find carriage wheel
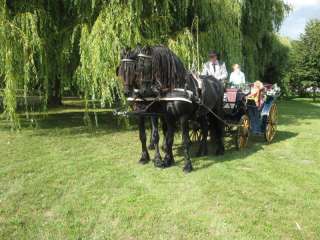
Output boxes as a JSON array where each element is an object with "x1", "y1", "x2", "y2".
[
  {"x1": 190, "y1": 128, "x2": 202, "y2": 142},
  {"x1": 189, "y1": 122, "x2": 202, "y2": 143},
  {"x1": 235, "y1": 115, "x2": 250, "y2": 150},
  {"x1": 265, "y1": 104, "x2": 278, "y2": 143}
]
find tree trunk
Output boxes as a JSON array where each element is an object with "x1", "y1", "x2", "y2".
[{"x1": 48, "y1": 77, "x2": 62, "y2": 106}]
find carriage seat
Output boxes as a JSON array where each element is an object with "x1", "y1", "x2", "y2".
[
  {"x1": 223, "y1": 88, "x2": 242, "y2": 113},
  {"x1": 224, "y1": 88, "x2": 238, "y2": 103}
]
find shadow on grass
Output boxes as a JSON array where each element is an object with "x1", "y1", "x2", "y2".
[
  {"x1": 171, "y1": 130, "x2": 298, "y2": 171},
  {"x1": 166, "y1": 98, "x2": 319, "y2": 171}
]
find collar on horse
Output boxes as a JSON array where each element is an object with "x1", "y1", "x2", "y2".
[{"x1": 127, "y1": 88, "x2": 194, "y2": 104}]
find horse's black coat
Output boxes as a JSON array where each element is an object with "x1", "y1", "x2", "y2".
[{"x1": 118, "y1": 45, "x2": 225, "y2": 172}]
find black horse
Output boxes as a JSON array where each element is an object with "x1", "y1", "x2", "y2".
[
  {"x1": 118, "y1": 45, "x2": 224, "y2": 172},
  {"x1": 117, "y1": 47, "x2": 166, "y2": 168}
]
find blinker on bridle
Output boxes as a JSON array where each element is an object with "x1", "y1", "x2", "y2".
[
  {"x1": 120, "y1": 58, "x2": 136, "y2": 89},
  {"x1": 121, "y1": 58, "x2": 136, "y2": 63},
  {"x1": 137, "y1": 52, "x2": 153, "y2": 85}
]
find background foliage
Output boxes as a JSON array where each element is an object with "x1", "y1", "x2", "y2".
[
  {"x1": 0, "y1": 0, "x2": 289, "y2": 128},
  {"x1": 286, "y1": 20, "x2": 320, "y2": 100}
]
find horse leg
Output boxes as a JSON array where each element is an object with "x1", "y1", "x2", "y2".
[
  {"x1": 197, "y1": 115, "x2": 208, "y2": 157},
  {"x1": 181, "y1": 117, "x2": 193, "y2": 173},
  {"x1": 212, "y1": 112, "x2": 225, "y2": 156},
  {"x1": 148, "y1": 116, "x2": 157, "y2": 150},
  {"x1": 209, "y1": 116, "x2": 216, "y2": 143},
  {"x1": 161, "y1": 116, "x2": 167, "y2": 152},
  {"x1": 162, "y1": 116, "x2": 175, "y2": 168},
  {"x1": 150, "y1": 116, "x2": 163, "y2": 166},
  {"x1": 138, "y1": 116, "x2": 150, "y2": 164}
]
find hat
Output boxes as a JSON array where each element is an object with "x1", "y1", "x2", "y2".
[{"x1": 208, "y1": 50, "x2": 219, "y2": 57}]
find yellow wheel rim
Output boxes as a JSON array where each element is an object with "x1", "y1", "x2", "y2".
[
  {"x1": 265, "y1": 104, "x2": 278, "y2": 143},
  {"x1": 237, "y1": 115, "x2": 250, "y2": 149}
]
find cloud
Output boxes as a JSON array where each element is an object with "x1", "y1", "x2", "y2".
[
  {"x1": 284, "y1": 0, "x2": 320, "y2": 10},
  {"x1": 280, "y1": 0, "x2": 320, "y2": 39}
]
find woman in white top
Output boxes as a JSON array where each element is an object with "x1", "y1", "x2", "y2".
[{"x1": 229, "y1": 64, "x2": 245, "y2": 87}]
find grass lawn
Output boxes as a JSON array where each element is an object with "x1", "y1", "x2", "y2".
[{"x1": 0, "y1": 99, "x2": 319, "y2": 239}]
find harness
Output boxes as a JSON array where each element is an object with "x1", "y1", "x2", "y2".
[
  {"x1": 127, "y1": 88, "x2": 194, "y2": 104},
  {"x1": 114, "y1": 89, "x2": 193, "y2": 117}
]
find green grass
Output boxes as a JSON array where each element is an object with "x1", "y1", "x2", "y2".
[{"x1": 0, "y1": 99, "x2": 320, "y2": 239}]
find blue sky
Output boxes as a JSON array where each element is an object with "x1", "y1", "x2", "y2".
[{"x1": 280, "y1": 0, "x2": 320, "y2": 39}]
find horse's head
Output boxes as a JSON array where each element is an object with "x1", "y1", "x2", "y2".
[
  {"x1": 117, "y1": 48, "x2": 139, "y2": 97},
  {"x1": 136, "y1": 46, "x2": 159, "y2": 97},
  {"x1": 118, "y1": 45, "x2": 187, "y2": 98}
]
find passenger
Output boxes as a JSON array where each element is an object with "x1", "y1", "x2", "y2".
[
  {"x1": 248, "y1": 80, "x2": 264, "y2": 108},
  {"x1": 201, "y1": 50, "x2": 228, "y2": 83},
  {"x1": 229, "y1": 64, "x2": 245, "y2": 88}
]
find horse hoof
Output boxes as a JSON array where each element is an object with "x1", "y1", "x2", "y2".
[
  {"x1": 153, "y1": 155, "x2": 162, "y2": 164},
  {"x1": 183, "y1": 163, "x2": 193, "y2": 173},
  {"x1": 139, "y1": 158, "x2": 150, "y2": 165},
  {"x1": 163, "y1": 156, "x2": 174, "y2": 167},
  {"x1": 139, "y1": 152, "x2": 150, "y2": 164},
  {"x1": 154, "y1": 160, "x2": 166, "y2": 169}
]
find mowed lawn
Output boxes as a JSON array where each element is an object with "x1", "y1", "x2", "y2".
[{"x1": 0, "y1": 99, "x2": 319, "y2": 240}]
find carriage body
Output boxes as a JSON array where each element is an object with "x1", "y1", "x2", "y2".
[
  {"x1": 248, "y1": 95, "x2": 276, "y2": 133},
  {"x1": 223, "y1": 83, "x2": 279, "y2": 149}
]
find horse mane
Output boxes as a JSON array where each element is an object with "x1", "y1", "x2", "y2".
[{"x1": 141, "y1": 45, "x2": 187, "y2": 90}]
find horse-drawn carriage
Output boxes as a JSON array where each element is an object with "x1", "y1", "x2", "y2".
[
  {"x1": 116, "y1": 45, "x2": 280, "y2": 172},
  {"x1": 191, "y1": 83, "x2": 280, "y2": 149}
]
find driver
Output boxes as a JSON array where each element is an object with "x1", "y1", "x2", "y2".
[{"x1": 201, "y1": 50, "x2": 228, "y2": 83}]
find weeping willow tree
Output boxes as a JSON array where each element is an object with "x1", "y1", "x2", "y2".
[
  {"x1": 0, "y1": 0, "x2": 289, "y2": 128},
  {"x1": 0, "y1": 0, "x2": 46, "y2": 128},
  {"x1": 241, "y1": 0, "x2": 290, "y2": 80}
]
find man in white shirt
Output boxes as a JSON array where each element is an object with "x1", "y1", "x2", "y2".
[
  {"x1": 201, "y1": 51, "x2": 228, "y2": 82},
  {"x1": 229, "y1": 64, "x2": 245, "y2": 87}
]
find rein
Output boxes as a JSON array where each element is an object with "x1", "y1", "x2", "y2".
[
  {"x1": 200, "y1": 103, "x2": 241, "y2": 128},
  {"x1": 113, "y1": 97, "x2": 160, "y2": 117},
  {"x1": 136, "y1": 97, "x2": 160, "y2": 113}
]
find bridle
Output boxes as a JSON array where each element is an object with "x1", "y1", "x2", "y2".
[
  {"x1": 137, "y1": 53, "x2": 153, "y2": 87},
  {"x1": 121, "y1": 58, "x2": 137, "y2": 91}
]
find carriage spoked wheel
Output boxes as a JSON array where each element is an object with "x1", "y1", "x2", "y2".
[
  {"x1": 265, "y1": 104, "x2": 278, "y2": 143},
  {"x1": 189, "y1": 121, "x2": 202, "y2": 143},
  {"x1": 235, "y1": 115, "x2": 250, "y2": 150}
]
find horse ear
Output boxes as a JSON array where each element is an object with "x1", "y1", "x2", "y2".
[
  {"x1": 120, "y1": 49, "x2": 126, "y2": 59},
  {"x1": 121, "y1": 46, "x2": 131, "y2": 59},
  {"x1": 144, "y1": 45, "x2": 152, "y2": 56}
]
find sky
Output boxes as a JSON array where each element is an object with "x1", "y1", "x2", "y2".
[{"x1": 279, "y1": 0, "x2": 320, "y2": 39}]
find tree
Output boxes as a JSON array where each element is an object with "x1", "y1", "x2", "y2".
[
  {"x1": 0, "y1": 0, "x2": 289, "y2": 128},
  {"x1": 263, "y1": 35, "x2": 291, "y2": 95},
  {"x1": 288, "y1": 20, "x2": 320, "y2": 101}
]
